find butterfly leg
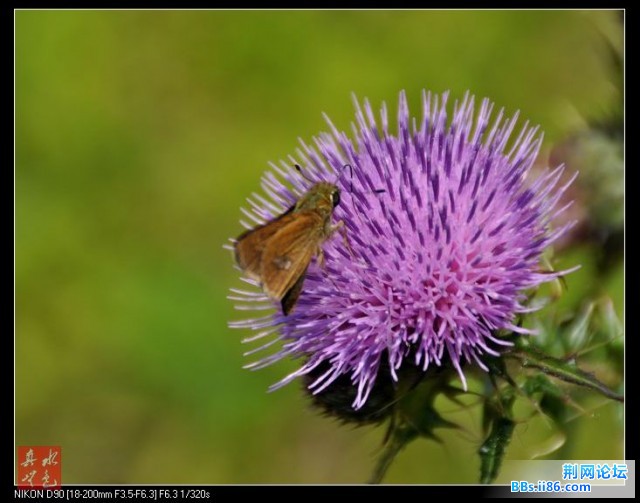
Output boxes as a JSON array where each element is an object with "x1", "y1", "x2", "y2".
[{"x1": 329, "y1": 220, "x2": 354, "y2": 257}]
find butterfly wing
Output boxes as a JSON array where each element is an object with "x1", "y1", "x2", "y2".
[
  {"x1": 234, "y1": 206, "x2": 296, "y2": 280},
  {"x1": 259, "y1": 211, "x2": 325, "y2": 302},
  {"x1": 280, "y1": 266, "x2": 309, "y2": 315}
]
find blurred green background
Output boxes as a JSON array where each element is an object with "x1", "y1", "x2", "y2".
[{"x1": 16, "y1": 10, "x2": 623, "y2": 483}]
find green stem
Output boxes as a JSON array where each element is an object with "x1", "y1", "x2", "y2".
[{"x1": 368, "y1": 429, "x2": 415, "y2": 484}]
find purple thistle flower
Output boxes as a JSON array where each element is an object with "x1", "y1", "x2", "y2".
[{"x1": 229, "y1": 90, "x2": 577, "y2": 410}]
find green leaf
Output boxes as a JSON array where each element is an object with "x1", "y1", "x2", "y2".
[{"x1": 564, "y1": 302, "x2": 595, "y2": 353}]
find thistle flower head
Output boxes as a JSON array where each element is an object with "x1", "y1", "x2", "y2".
[{"x1": 229, "y1": 90, "x2": 576, "y2": 410}]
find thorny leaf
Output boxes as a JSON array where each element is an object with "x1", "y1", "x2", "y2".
[{"x1": 506, "y1": 346, "x2": 623, "y2": 403}]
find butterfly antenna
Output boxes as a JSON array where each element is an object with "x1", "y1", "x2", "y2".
[
  {"x1": 341, "y1": 163, "x2": 354, "y2": 193},
  {"x1": 294, "y1": 164, "x2": 316, "y2": 184}
]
